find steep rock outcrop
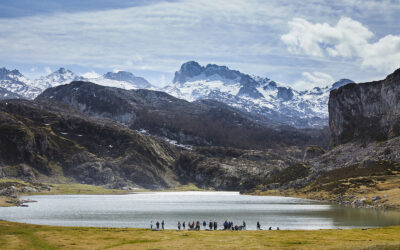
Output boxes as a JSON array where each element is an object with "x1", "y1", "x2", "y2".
[{"x1": 329, "y1": 68, "x2": 400, "y2": 146}]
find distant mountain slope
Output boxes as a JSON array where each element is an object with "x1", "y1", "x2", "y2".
[
  {"x1": 36, "y1": 81, "x2": 329, "y2": 150},
  {"x1": 164, "y1": 61, "x2": 354, "y2": 128}
]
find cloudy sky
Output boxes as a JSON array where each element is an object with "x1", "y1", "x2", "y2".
[{"x1": 0, "y1": 0, "x2": 399, "y2": 89}]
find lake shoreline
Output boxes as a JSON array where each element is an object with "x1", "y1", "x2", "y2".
[{"x1": 2, "y1": 178, "x2": 400, "y2": 213}]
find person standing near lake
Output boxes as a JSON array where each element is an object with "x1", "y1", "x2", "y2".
[
  {"x1": 178, "y1": 221, "x2": 181, "y2": 230},
  {"x1": 156, "y1": 221, "x2": 160, "y2": 230},
  {"x1": 161, "y1": 220, "x2": 164, "y2": 230},
  {"x1": 203, "y1": 220, "x2": 206, "y2": 229},
  {"x1": 183, "y1": 221, "x2": 186, "y2": 230},
  {"x1": 243, "y1": 221, "x2": 246, "y2": 230},
  {"x1": 257, "y1": 221, "x2": 261, "y2": 230},
  {"x1": 209, "y1": 221, "x2": 213, "y2": 230},
  {"x1": 213, "y1": 221, "x2": 217, "y2": 230},
  {"x1": 150, "y1": 221, "x2": 153, "y2": 230}
]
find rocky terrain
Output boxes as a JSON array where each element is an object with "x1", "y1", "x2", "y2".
[
  {"x1": 0, "y1": 99, "x2": 181, "y2": 190},
  {"x1": 36, "y1": 81, "x2": 329, "y2": 150},
  {"x1": 0, "y1": 97, "x2": 306, "y2": 200},
  {"x1": 251, "y1": 68, "x2": 400, "y2": 209}
]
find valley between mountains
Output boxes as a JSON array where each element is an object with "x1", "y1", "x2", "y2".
[{"x1": 0, "y1": 62, "x2": 399, "y2": 210}]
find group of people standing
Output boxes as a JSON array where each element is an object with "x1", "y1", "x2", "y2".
[
  {"x1": 177, "y1": 220, "x2": 218, "y2": 231},
  {"x1": 223, "y1": 220, "x2": 246, "y2": 230},
  {"x1": 151, "y1": 220, "x2": 279, "y2": 231},
  {"x1": 150, "y1": 220, "x2": 165, "y2": 230}
]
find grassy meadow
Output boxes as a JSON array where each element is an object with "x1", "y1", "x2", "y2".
[{"x1": 0, "y1": 220, "x2": 399, "y2": 249}]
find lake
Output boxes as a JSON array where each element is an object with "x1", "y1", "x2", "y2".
[{"x1": 1, "y1": 191, "x2": 400, "y2": 230}]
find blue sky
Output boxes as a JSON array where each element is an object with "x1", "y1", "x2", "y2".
[{"x1": 0, "y1": 0, "x2": 399, "y2": 89}]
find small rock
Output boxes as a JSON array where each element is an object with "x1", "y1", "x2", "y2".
[
  {"x1": 20, "y1": 199, "x2": 37, "y2": 203},
  {"x1": 21, "y1": 186, "x2": 38, "y2": 193},
  {"x1": 384, "y1": 194, "x2": 388, "y2": 198},
  {"x1": 371, "y1": 196, "x2": 381, "y2": 201}
]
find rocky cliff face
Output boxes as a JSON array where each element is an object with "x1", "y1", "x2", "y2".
[{"x1": 329, "y1": 68, "x2": 400, "y2": 146}]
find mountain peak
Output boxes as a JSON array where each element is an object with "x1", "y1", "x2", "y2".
[
  {"x1": 331, "y1": 79, "x2": 354, "y2": 90},
  {"x1": 0, "y1": 67, "x2": 23, "y2": 77},
  {"x1": 104, "y1": 71, "x2": 136, "y2": 80},
  {"x1": 173, "y1": 61, "x2": 250, "y2": 84},
  {"x1": 55, "y1": 67, "x2": 69, "y2": 74},
  {"x1": 103, "y1": 71, "x2": 152, "y2": 88},
  {"x1": 173, "y1": 61, "x2": 204, "y2": 83}
]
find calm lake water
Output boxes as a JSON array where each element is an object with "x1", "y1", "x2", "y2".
[{"x1": 1, "y1": 192, "x2": 400, "y2": 230}]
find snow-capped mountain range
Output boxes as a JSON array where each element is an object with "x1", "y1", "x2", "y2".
[
  {"x1": 0, "y1": 67, "x2": 153, "y2": 100},
  {"x1": 164, "y1": 61, "x2": 353, "y2": 128},
  {"x1": 0, "y1": 62, "x2": 354, "y2": 128}
]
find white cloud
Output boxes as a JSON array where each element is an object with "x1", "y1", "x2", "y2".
[
  {"x1": 292, "y1": 71, "x2": 334, "y2": 90},
  {"x1": 0, "y1": 0, "x2": 399, "y2": 85},
  {"x1": 81, "y1": 71, "x2": 101, "y2": 79},
  {"x1": 362, "y1": 35, "x2": 400, "y2": 73},
  {"x1": 281, "y1": 17, "x2": 400, "y2": 73}
]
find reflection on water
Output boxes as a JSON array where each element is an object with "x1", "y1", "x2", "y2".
[{"x1": 0, "y1": 191, "x2": 399, "y2": 230}]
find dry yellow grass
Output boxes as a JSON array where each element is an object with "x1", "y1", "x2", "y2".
[
  {"x1": 0, "y1": 220, "x2": 399, "y2": 249},
  {"x1": 252, "y1": 174, "x2": 400, "y2": 209}
]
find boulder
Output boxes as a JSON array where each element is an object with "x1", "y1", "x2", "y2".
[
  {"x1": 303, "y1": 145, "x2": 325, "y2": 161},
  {"x1": 21, "y1": 186, "x2": 38, "y2": 193},
  {"x1": 371, "y1": 196, "x2": 381, "y2": 201},
  {"x1": 0, "y1": 186, "x2": 18, "y2": 198}
]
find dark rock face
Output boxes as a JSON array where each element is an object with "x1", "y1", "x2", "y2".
[
  {"x1": 329, "y1": 68, "x2": 400, "y2": 146},
  {"x1": 104, "y1": 71, "x2": 152, "y2": 88},
  {"x1": 277, "y1": 87, "x2": 294, "y2": 101},
  {"x1": 173, "y1": 61, "x2": 204, "y2": 83}
]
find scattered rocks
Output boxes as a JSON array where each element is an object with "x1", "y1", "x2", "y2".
[{"x1": 351, "y1": 197, "x2": 367, "y2": 207}]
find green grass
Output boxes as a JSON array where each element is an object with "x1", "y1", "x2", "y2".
[{"x1": 0, "y1": 220, "x2": 399, "y2": 249}]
